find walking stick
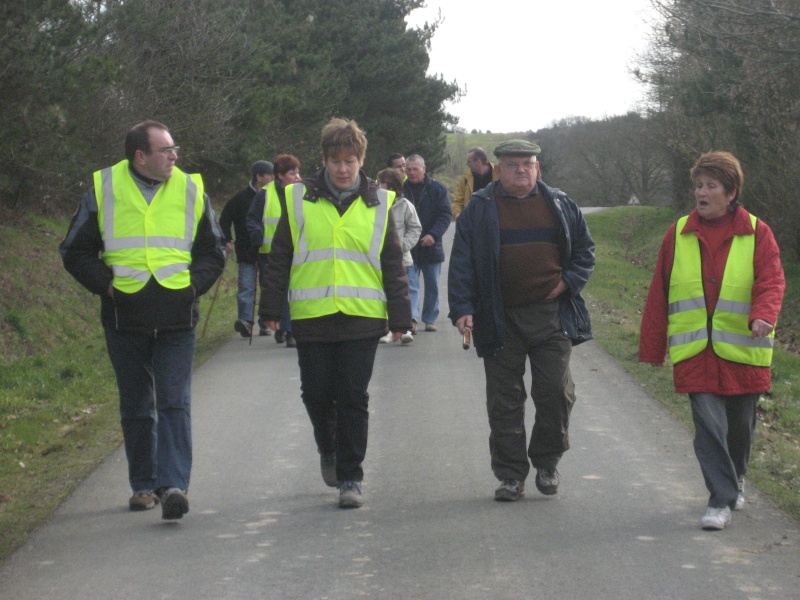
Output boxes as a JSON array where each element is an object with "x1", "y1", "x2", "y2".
[{"x1": 249, "y1": 258, "x2": 259, "y2": 346}]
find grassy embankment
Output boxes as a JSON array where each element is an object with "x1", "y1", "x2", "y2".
[
  {"x1": 584, "y1": 206, "x2": 800, "y2": 521},
  {"x1": 0, "y1": 203, "x2": 798, "y2": 565},
  {"x1": 0, "y1": 210, "x2": 240, "y2": 563}
]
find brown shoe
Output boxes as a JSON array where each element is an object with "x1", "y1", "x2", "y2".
[
  {"x1": 424, "y1": 323, "x2": 437, "y2": 332},
  {"x1": 129, "y1": 490, "x2": 159, "y2": 511}
]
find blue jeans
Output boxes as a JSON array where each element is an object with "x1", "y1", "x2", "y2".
[
  {"x1": 414, "y1": 262, "x2": 442, "y2": 325},
  {"x1": 237, "y1": 261, "x2": 257, "y2": 322},
  {"x1": 406, "y1": 265, "x2": 419, "y2": 323},
  {"x1": 105, "y1": 327, "x2": 195, "y2": 492}
]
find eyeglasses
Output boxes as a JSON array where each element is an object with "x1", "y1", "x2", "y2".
[
  {"x1": 501, "y1": 160, "x2": 537, "y2": 171},
  {"x1": 151, "y1": 146, "x2": 180, "y2": 156}
]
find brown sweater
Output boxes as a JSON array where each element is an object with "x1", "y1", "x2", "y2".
[{"x1": 496, "y1": 188, "x2": 562, "y2": 307}]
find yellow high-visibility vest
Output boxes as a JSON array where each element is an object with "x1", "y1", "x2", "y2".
[
  {"x1": 667, "y1": 213, "x2": 774, "y2": 366},
  {"x1": 94, "y1": 160, "x2": 204, "y2": 293},
  {"x1": 285, "y1": 183, "x2": 395, "y2": 320},
  {"x1": 259, "y1": 181, "x2": 282, "y2": 254}
]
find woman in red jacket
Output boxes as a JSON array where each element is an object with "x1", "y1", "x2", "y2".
[{"x1": 639, "y1": 151, "x2": 784, "y2": 531}]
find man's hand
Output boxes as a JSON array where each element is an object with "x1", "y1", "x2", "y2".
[
  {"x1": 455, "y1": 314, "x2": 473, "y2": 335},
  {"x1": 266, "y1": 320, "x2": 280, "y2": 331},
  {"x1": 545, "y1": 279, "x2": 568, "y2": 301},
  {"x1": 420, "y1": 234, "x2": 435, "y2": 247},
  {"x1": 751, "y1": 319, "x2": 774, "y2": 338},
  {"x1": 225, "y1": 241, "x2": 235, "y2": 256}
]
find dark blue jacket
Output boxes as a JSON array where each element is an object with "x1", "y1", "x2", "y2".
[
  {"x1": 447, "y1": 181, "x2": 595, "y2": 357},
  {"x1": 404, "y1": 174, "x2": 451, "y2": 264}
]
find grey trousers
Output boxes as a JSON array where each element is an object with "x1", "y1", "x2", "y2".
[
  {"x1": 689, "y1": 392, "x2": 758, "y2": 509},
  {"x1": 483, "y1": 301, "x2": 575, "y2": 482}
]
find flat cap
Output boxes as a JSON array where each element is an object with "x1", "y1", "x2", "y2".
[
  {"x1": 251, "y1": 160, "x2": 274, "y2": 176},
  {"x1": 493, "y1": 139, "x2": 541, "y2": 157}
]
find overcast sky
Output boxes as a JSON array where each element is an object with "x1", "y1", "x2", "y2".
[{"x1": 406, "y1": 0, "x2": 659, "y2": 133}]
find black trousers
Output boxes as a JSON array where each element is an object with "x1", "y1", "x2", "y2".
[{"x1": 296, "y1": 336, "x2": 379, "y2": 482}]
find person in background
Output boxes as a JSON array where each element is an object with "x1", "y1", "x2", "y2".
[
  {"x1": 261, "y1": 118, "x2": 411, "y2": 508},
  {"x1": 448, "y1": 139, "x2": 595, "y2": 502},
  {"x1": 220, "y1": 160, "x2": 274, "y2": 337},
  {"x1": 60, "y1": 120, "x2": 225, "y2": 520},
  {"x1": 377, "y1": 166, "x2": 421, "y2": 345},
  {"x1": 639, "y1": 151, "x2": 784, "y2": 531},
  {"x1": 386, "y1": 153, "x2": 407, "y2": 176},
  {"x1": 248, "y1": 154, "x2": 302, "y2": 347},
  {"x1": 403, "y1": 154, "x2": 451, "y2": 333},
  {"x1": 452, "y1": 147, "x2": 498, "y2": 218}
]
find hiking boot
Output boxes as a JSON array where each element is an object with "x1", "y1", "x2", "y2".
[
  {"x1": 495, "y1": 479, "x2": 525, "y2": 501},
  {"x1": 535, "y1": 468, "x2": 560, "y2": 495},
  {"x1": 734, "y1": 478, "x2": 745, "y2": 511},
  {"x1": 424, "y1": 323, "x2": 437, "y2": 332},
  {"x1": 700, "y1": 506, "x2": 731, "y2": 530},
  {"x1": 129, "y1": 490, "x2": 159, "y2": 511},
  {"x1": 401, "y1": 331, "x2": 414, "y2": 344},
  {"x1": 159, "y1": 487, "x2": 190, "y2": 520},
  {"x1": 234, "y1": 320, "x2": 251, "y2": 338},
  {"x1": 320, "y1": 452, "x2": 337, "y2": 487},
  {"x1": 379, "y1": 332, "x2": 393, "y2": 344},
  {"x1": 285, "y1": 332, "x2": 297, "y2": 348},
  {"x1": 338, "y1": 481, "x2": 363, "y2": 508},
  {"x1": 274, "y1": 329, "x2": 285, "y2": 343}
]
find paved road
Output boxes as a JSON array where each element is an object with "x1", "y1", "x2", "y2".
[{"x1": 2, "y1": 226, "x2": 799, "y2": 599}]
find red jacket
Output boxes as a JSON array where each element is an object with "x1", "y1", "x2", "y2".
[{"x1": 639, "y1": 206, "x2": 785, "y2": 394}]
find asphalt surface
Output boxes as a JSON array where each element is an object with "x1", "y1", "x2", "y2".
[{"x1": 2, "y1": 223, "x2": 799, "y2": 599}]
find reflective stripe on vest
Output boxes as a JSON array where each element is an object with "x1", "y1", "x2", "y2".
[
  {"x1": 285, "y1": 183, "x2": 394, "y2": 320},
  {"x1": 667, "y1": 213, "x2": 774, "y2": 366},
  {"x1": 94, "y1": 160, "x2": 204, "y2": 293},
  {"x1": 259, "y1": 181, "x2": 282, "y2": 254}
]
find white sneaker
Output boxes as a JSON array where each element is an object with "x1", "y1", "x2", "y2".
[
  {"x1": 700, "y1": 506, "x2": 731, "y2": 530},
  {"x1": 400, "y1": 331, "x2": 414, "y2": 344},
  {"x1": 734, "y1": 478, "x2": 745, "y2": 511},
  {"x1": 379, "y1": 332, "x2": 392, "y2": 344}
]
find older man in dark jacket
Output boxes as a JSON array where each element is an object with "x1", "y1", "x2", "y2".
[
  {"x1": 448, "y1": 139, "x2": 595, "y2": 502},
  {"x1": 404, "y1": 154, "x2": 451, "y2": 332}
]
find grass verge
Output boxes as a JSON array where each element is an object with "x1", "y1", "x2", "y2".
[{"x1": 584, "y1": 206, "x2": 800, "y2": 521}]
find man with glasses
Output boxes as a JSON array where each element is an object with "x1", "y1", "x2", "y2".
[
  {"x1": 448, "y1": 139, "x2": 595, "y2": 502},
  {"x1": 60, "y1": 120, "x2": 225, "y2": 520}
]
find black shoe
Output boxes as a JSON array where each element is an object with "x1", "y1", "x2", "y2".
[
  {"x1": 159, "y1": 487, "x2": 189, "y2": 520},
  {"x1": 274, "y1": 329, "x2": 285, "y2": 343},
  {"x1": 535, "y1": 468, "x2": 559, "y2": 496},
  {"x1": 234, "y1": 320, "x2": 251, "y2": 338},
  {"x1": 285, "y1": 332, "x2": 296, "y2": 348}
]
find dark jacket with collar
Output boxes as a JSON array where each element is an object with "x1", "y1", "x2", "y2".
[
  {"x1": 403, "y1": 174, "x2": 451, "y2": 265},
  {"x1": 220, "y1": 182, "x2": 259, "y2": 264},
  {"x1": 447, "y1": 180, "x2": 595, "y2": 358},
  {"x1": 60, "y1": 167, "x2": 226, "y2": 333},
  {"x1": 260, "y1": 168, "x2": 411, "y2": 342}
]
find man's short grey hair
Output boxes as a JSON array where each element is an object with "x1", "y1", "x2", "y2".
[{"x1": 406, "y1": 154, "x2": 425, "y2": 166}]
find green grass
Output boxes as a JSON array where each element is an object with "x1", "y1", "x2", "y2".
[
  {"x1": 584, "y1": 206, "x2": 800, "y2": 519},
  {"x1": 0, "y1": 210, "x2": 239, "y2": 562}
]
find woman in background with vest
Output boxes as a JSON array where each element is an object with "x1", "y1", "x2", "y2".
[
  {"x1": 248, "y1": 153, "x2": 302, "y2": 346},
  {"x1": 261, "y1": 118, "x2": 411, "y2": 508},
  {"x1": 639, "y1": 151, "x2": 784, "y2": 531}
]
